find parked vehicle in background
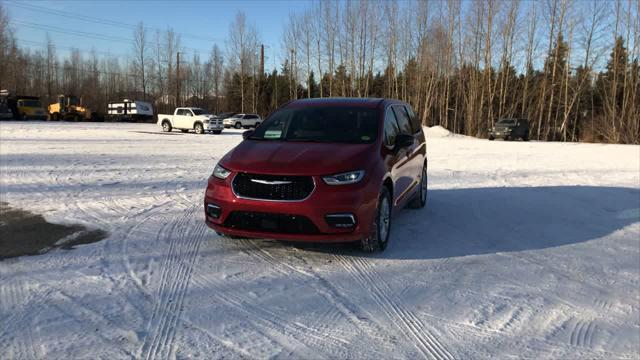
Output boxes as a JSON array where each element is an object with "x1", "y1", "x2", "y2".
[
  {"x1": 16, "y1": 97, "x2": 48, "y2": 120},
  {"x1": 107, "y1": 99, "x2": 154, "y2": 122},
  {"x1": 48, "y1": 95, "x2": 94, "y2": 121},
  {"x1": 0, "y1": 91, "x2": 47, "y2": 120},
  {"x1": 0, "y1": 90, "x2": 14, "y2": 120},
  {"x1": 204, "y1": 98, "x2": 428, "y2": 252},
  {"x1": 216, "y1": 112, "x2": 236, "y2": 121},
  {"x1": 223, "y1": 113, "x2": 262, "y2": 129},
  {"x1": 157, "y1": 107, "x2": 224, "y2": 134},
  {"x1": 489, "y1": 118, "x2": 530, "y2": 141}
]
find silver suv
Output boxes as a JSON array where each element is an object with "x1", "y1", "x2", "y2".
[{"x1": 223, "y1": 113, "x2": 262, "y2": 129}]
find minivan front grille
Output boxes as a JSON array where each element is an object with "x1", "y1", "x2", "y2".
[
  {"x1": 224, "y1": 211, "x2": 319, "y2": 234},
  {"x1": 232, "y1": 173, "x2": 314, "y2": 201}
]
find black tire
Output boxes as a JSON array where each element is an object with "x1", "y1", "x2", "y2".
[
  {"x1": 234, "y1": 122, "x2": 242, "y2": 129},
  {"x1": 162, "y1": 120, "x2": 172, "y2": 132},
  {"x1": 360, "y1": 187, "x2": 392, "y2": 252},
  {"x1": 21, "y1": 113, "x2": 28, "y2": 121},
  {"x1": 212, "y1": 130, "x2": 222, "y2": 134},
  {"x1": 488, "y1": 136, "x2": 494, "y2": 141},
  {"x1": 522, "y1": 131, "x2": 529, "y2": 141},
  {"x1": 181, "y1": 129, "x2": 189, "y2": 133},
  {"x1": 409, "y1": 165, "x2": 427, "y2": 209},
  {"x1": 195, "y1": 122, "x2": 204, "y2": 134}
]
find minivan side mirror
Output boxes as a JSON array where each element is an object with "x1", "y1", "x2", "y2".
[
  {"x1": 242, "y1": 130, "x2": 254, "y2": 140},
  {"x1": 394, "y1": 134, "x2": 414, "y2": 151}
]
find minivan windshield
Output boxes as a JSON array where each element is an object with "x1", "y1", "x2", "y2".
[{"x1": 249, "y1": 106, "x2": 379, "y2": 144}]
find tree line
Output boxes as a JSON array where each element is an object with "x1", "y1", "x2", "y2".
[{"x1": 0, "y1": 0, "x2": 638, "y2": 143}]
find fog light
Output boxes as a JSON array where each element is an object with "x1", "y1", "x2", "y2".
[
  {"x1": 325, "y1": 213, "x2": 356, "y2": 228},
  {"x1": 207, "y1": 204, "x2": 222, "y2": 219}
]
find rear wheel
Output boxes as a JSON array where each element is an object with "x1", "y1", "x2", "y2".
[
  {"x1": 361, "y1": 187, "x2": 392, "y2": 252},
  {"x1": 409, "y1": 166, "x2": 427, "y2": 209},
  {"x1": 195, "y1": 123, "x2": 204, "y2": 134},
  {"x1": 162, "y1": 121, "x2": 172, "y2": 132},
  {"x1": 234, "y1": 122, "x2": 242, "y2": 129}
]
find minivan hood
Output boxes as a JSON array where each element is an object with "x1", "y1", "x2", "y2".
[{"x1": 220, "y1": 140, "x2": 375, "y2": 176}]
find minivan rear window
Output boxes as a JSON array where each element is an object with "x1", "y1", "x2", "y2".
[{"x1": 249, "y1": 106, "x2": 379, "y2": 144}]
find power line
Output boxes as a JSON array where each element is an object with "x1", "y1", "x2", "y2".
[
  {"x1": 11, "y1": 20, "x2": 216, "y2": 57},
  {"x1": 18, "y1": 38, "x2": 129, "y2": 58},
  {"x1": 6, "y1": 0, "x2": 225, "y2": 43}
]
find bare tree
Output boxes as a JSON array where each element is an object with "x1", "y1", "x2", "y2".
[{"x1": 132, "y1": 22, "x2": 148, "y2": 100}]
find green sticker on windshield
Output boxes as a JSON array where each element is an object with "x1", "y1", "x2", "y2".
[
  {"x1": 264, "y1": 130, "x2": 282, "y2": 139},
  {"x1": 361, "y1": 135, "x2": 371, "y2": 141}
]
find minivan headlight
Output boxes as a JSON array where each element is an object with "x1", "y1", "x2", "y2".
[
  {"x1": 322, "y1": 170, "x2": 365, "y2": 185},
  {"x1": 212, "y1": 164, "x2": 231, "y2": 179}
]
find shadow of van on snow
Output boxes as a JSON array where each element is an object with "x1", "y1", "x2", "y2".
[{"x1": 273, "y1": 186, "x2": 640, "y2": 260}]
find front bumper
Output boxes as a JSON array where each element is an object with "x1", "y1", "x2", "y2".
[
  {"x1": 205, "y1": 123, "x2": 224, "y2": 131},
  {"x1": 490, "y1": 130, "x2": 511, "y2": 138},
  {"x1": 203, "y1": 175, "x2": 378, "y2": 242}
]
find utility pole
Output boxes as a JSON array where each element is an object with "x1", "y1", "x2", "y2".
[
  {"x1": 176, "y1": 51, "x2": 180, "y2": 107},
  {"x1": 260, "y1": 44, "x2": 265, "y2": 78}
]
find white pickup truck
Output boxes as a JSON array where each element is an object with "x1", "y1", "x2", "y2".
[{"x1": 157, "y1": 107, "x2": 224, "y2": 134}]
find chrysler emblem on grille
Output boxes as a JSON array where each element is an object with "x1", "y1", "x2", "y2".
[{"x1": 250, "y1": 179, "x2": 292, "y2": 185}]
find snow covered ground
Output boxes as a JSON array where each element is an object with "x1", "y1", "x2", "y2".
[{"x1": 0, "y1": 121, "x2": 638, "y2": 359}]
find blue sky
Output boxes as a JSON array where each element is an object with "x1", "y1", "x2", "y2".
[{"x1": 5, "y1": 0, "x2": 310, "y2": 70}]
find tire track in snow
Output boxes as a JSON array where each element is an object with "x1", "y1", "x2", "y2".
[
  {"x1": 0, "y1": 280, "x2": 40, "y2": 360},
  {"x1": 333, "y1": 254, "x2": 454, "y2": 360},
  {"x1": 138, "y1": 204, "x2": 205, "y2": 360},
  {"x1": 190, "y1": 272, "x2": 322, "y2": 358},
  {"x1": 569, "y1": 320, "x2": 596, "y2": 348},
  {"x1": 235, "y1": 240, "x2": 394, "y2": 356}
]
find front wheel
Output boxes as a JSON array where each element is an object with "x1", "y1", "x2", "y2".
[
  {"x1": 194, "y1": 123, "x2": 204, "y2": 134},
  {"x1": 234, "y1": 122, "x2": 242, "y2": 129},
  {"x1": 361, "y1": 187, "x2": 392, "y2": 252}
]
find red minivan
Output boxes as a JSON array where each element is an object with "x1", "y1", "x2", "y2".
[{"x1": 204, "y1": 98, "x2": 427, "y2": 252}]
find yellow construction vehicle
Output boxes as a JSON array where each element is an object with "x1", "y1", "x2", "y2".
[{"x1": 48, "y1": 95, "x2": 93, "y2": 121}]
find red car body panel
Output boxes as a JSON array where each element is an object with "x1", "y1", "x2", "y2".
[{"x1": 204, "y1": 98, "x2": 426, "y2": 243}]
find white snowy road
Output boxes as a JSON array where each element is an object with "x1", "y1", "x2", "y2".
[{"x1": 1, "y1": 121, "x2": 639, "y2": 359}]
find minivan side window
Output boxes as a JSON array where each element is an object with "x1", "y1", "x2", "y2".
[
  {"x1": 392, "y1": 105, "x2": 413, "y2": 135},
  {"x1": 384, "y1": 107, "x2": 400, "y2": 147}
]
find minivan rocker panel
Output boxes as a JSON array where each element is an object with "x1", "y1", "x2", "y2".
[{"x1": 204, "y1": 98, "x2": 427, "y2": 252}]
